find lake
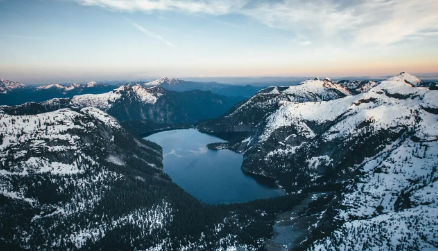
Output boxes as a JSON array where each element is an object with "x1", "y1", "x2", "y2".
[{"x1": 145, "y1": 129, "x2": 285, "y2": 204}]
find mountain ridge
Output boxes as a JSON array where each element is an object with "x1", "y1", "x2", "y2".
[
  {"x1": 198, "y1": 72, "x2": 438, "y2": 250},
  {"x1": 0, "y1": 103, "x2": 306, "y2": 250},
  {"x1": 1, "y1": 84, "x2": 246, "y2": 124}
]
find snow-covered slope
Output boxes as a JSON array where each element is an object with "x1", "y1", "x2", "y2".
[
  {"x1": 145, "y1": 77, "x2": 179, "y2": 86},
  {"x1": 0, "y1": 104, "x2": 305, "y2": 250},
  {"x1": 199, "y1": 72, "x2": 438, "y2": 250},
  {"x1": 0, "y1": 79, "x2": 25, "y2": 94},
  {"x1": 0, "y1": 108, "x2": 121, "y2": 177},
  {"x1": 198, "y1": 77, "x2": 350, "y2": 133},
  {"x1": 226, "y1": 73, "x2": 436, "y2": 186},
  {"x1": 67, "y1": 85, "x2": 165, "y2": 120},
  {"x1": 70, "y1": 88, "x2": 124, "y2": 109},
  {"x1": 36, "y1": 82, "x2": 100, "y2": 91},
  {"x1": 0, "y1": 79, "x2": 120, "y2": 106},
  {"x1": 86, "y1": 81, "x2": 97, "y2": 87},
  {"x1": 0, "y1": 106, "x2": 173, "y2": 249},
  {"x1": 300, "y1": 74, "x2": 438, "y2": 250},
  {"x1": 386, "y1": 71, "x2": 423, "y2": 86},
  {"x1": 336, "y1": 79, "x2": 379, "y2": 95},
  {"x1": 32, "y1": 84, "x2": 242, "y2": 123},
  {"x1": 37, "y1": 83, "x2": 67, "y2": 90}
]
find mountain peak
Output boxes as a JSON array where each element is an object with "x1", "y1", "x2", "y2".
[
  {"x1": 0, "y1": 79, "x2": 26, "y2": 94},
  {"x1": 86, "y1": 81, "x2": 97, "y2": 87},
  {"x1": 386, "y1": 72, "x2": 423, "y2": 86},
  {"x1": 145, "y1": 77, "x2": 179, "y2": 86},
  {"x1": 291, "y1": 77, "x2": 350, "y2": 96}
]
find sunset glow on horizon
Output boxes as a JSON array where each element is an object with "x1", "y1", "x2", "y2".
[{"x1": 1, "y1": 0, "x2": 438, "y2": 84}]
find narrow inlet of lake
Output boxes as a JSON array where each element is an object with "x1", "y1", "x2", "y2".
[{"x1": 145, "y1": 129, "x2": 285, "y2": 204}]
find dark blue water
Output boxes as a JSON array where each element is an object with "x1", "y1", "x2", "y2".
[{"x1": 145, "y1": 129, "x2": 285, "y2": 204}]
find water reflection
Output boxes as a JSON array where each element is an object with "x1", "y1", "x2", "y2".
[{"x1": 145, "y1": 129, "x2": 285, "y2": 204}]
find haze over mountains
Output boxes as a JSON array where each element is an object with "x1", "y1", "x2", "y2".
[
  {"x1": 0, "y1": 77, "x2": 265, "y2": 106},
  {"x1": 143, "y1": 77, "x2": 264, "y2": 97},
  {"x1": 1, "y1": 83, "x2": 246, "y2": 124},
  {"x1": 0, "y1": 79, "x2": 117, "y2": 106},
  {"x1": 0, "y1": 72, "x2": 437, "y2": 250}
]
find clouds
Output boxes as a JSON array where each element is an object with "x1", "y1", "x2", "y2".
[
  {"x1": 350, "y1": 0, "x2": 438, "y2": 45},
  {"x1": 133, "y1": 23, "x2": 174, "y2": 47},
  {"x1": 0, "y1": 34, "x2": 46, "y2": 40},
  {"x1": 69, "y1": 0, "x2": 247, "y2": 15},
  {"x1": 67, "y1": 0, "x2": 438, "y2": 47},
  {"x1": 241, "y1": 0, "x2": 438, "y2": 46}
]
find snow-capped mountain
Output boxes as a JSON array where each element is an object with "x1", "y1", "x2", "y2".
[
  {"x1": 36, "y1": 81, "x2": 100, "y2": 91},
  {"x1": 2, "y1": 72, "x2": 437, "y2": 250},
  {"x1": 86, "y1": 81, "x2": 98, "y2": 87},
  {"x1": 0, "y1": 79, "x2": 25, "y2": 94},
  {"x1": 336, "y1": 79, "x2": 379, "y2": 95},
  {"x1": 70, "y1": 85, "x2": 160, "y2": 110},
  {"x1": 198, "y1": 77, "x2": 350, "y2": 133},
  {"x1": 0, "y1": 80, "x2": 117, "y2": 106},
  {"x1": 199, "y1": 72, "x2": 438, "y2": 250},
  {"x1": 36, "y1": 83, "x2": 67, "y2": 90},
  {"x1": 386, "y1": 71, "x2": 423, "y2": 86},
  {"x1": 17, "y1": 84, "x2": 243, "y2": 123},
  {"x1": 144, "y1": 77, "x2": 264, "y2": 98},
  {"x1": 0, "y1": 106, "x2": 170, "y2": 249},
  {"x1": 145, "y1": 77, "x2": 180, "y2": 86},
  {"x1": 0, "y1": 103, "x2": 306, "y2": 250}
]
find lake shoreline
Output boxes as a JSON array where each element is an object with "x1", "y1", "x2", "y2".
[{"x1": 145, "y1": 129, "x2": 285, "y2": 204}]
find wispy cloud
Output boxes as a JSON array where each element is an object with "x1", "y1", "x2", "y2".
[
  {"x1": 133, "y1": 23, "x2": 175, "y2": 47},
  {"x1": 132, "y1": 21, "x2": 206, "y2": 62},
  {"x1": 67, "y1": 0, "x2": 438, "y2": 46},
  {"x1": 0, "y1": 34, "x2": 46, "y2": 40},
  {"x1": 68, "y1": 0, "x2": 246, "y2": 15},
  {"x1": 240, "y1": 0, "x2": 438, "y2": 46}
]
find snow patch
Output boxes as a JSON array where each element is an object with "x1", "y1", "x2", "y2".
[{"x1": 106, "y1": 155, "x2": 124, "y2": 166}]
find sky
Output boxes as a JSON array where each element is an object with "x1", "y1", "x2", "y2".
[{"x1": 0, "y1": 0, "x2": 438, "y2": 84}]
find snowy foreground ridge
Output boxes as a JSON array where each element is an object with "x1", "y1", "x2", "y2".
[
  {"x1": 305, "y1": 74, "x2": 438, "y2": 250},
  {"x1": 218, "y1": 72, "x2": 438, "y2": 250},
  {"x1": 0, "y1": 102, "x2": 271, "y2": 250},
  {"x1": 0, "y1": 107, "x2": 120, "y2": 198},
  {"x1": 0, "y1": 105, "x2": 173, "y2": 249}
]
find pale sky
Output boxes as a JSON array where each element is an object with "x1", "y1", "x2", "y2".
[{"x1": 1, "y1": 0, "x2": 438, "y2": 84}]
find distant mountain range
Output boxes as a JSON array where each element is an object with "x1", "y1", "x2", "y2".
[
  {"x1": 0, "y1": 79, "x2": 26, "y2": 94},
  {"x1": 0, "y1": 77, "x2": 264, "y2": 106},
  {"x1": 1, "y1": 84, "x2": 245, "y2": 123},
  {"x1": 0, "y1": 79, "x2": 116, "y2": 106},
  {"x1": 142, "y1": 77, "x2": 264, "y2": 97}
]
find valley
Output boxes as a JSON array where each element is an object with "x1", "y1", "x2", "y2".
[
  {"x1": 0, "y1": 73, "x2": 437, "y2": 250},
  {"x1": 2, "y1": 0, "x2": 437, "y2": 249}
]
